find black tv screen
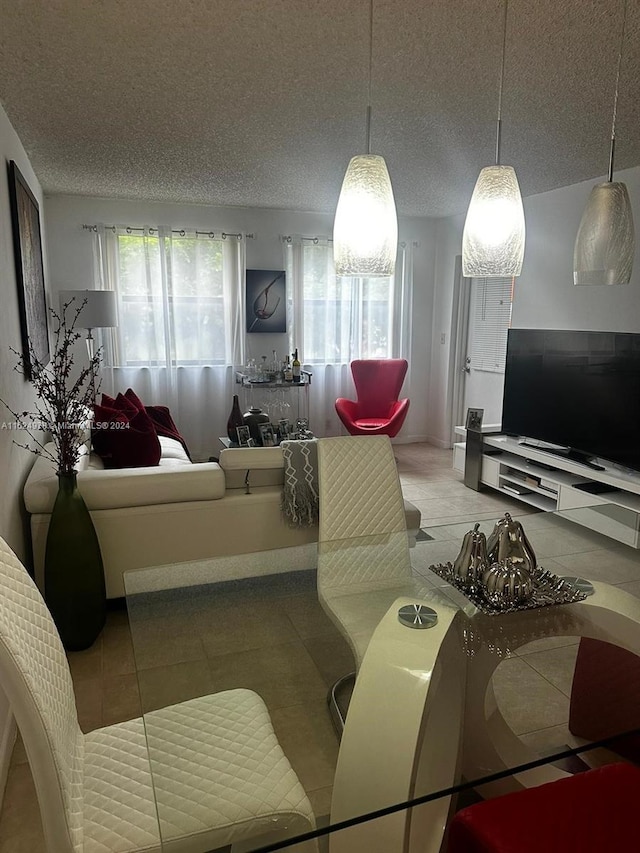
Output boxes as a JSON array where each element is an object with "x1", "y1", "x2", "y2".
[{"x1": 501, "y1": 329, "x2": 640, "y2": 472}]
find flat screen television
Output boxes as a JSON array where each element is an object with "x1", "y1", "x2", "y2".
[{"x1": 501, "y1": 328, "x2": 640, "y2": 472}]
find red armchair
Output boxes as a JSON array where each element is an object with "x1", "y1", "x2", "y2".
[{"x1": 335, "y1": 359, "x2": 410, "y2": 437}]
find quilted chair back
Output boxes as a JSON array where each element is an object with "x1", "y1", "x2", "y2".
[
  {"x1": 317, "y1": 435, "x2": 411, "y2": 592},
  {"x1": 351, "y1": 359, "x2": 408, "y2": 416},
  {"x1": 0, "y1": 537, "x2": 84, "y2": 853}
]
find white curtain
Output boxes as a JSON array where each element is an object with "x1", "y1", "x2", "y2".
[
  {"x1": 93, "y1": 225, "x2": 246, "y2": 460},
  {"x1": 283, "y1": 238, "x2": 412, "y2": 436}
]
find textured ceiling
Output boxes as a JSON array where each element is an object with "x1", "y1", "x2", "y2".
[{"x1": 0, "y1": 0, "x2": 638, "y2": 218}]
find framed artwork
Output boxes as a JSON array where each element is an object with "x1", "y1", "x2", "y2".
[
  {"x1": 8, "y1": 161, "x2": 49, "y2": 379},
  {"x1": 236, "y1": 425, "x2": 251, "y2": 446},
  {"x1": 465, "y1": 407, "x2": 484, "y2": 431},
  {"x1": 258, "y1": 423, "x2": 276, "y2": 447},
  {"x1": 246, "y1": 269, "x2": 286, "y2": 333},
  {"x1": 278, "y1": 418, "x2": 290, "y2": 441}
]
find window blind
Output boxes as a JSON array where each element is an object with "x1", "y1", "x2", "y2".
[{"x1": 470, "y1": 277, "x2": 513, "y2": 373}]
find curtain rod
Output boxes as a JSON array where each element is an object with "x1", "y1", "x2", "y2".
[
  {"x1": 82, "y1": 224, "x2": 254, "y2": 240},
  {"x1": 282, "y1": 235, "x2": 417, "y2": 249},
  {"x1": 281, "y1": 235, "x2": 333, "y2": 244}
]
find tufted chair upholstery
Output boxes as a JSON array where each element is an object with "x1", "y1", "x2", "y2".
[
  {"x1": 0, "y1": 535, "x2": 315, "y2": 853},
  {"x1": 335, "y1": 359, "x2": 410, "y2": 437},
  {"x1": 317, "y1": 435, "x2": 429, "y2": 669}
]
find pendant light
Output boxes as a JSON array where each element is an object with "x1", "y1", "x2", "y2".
[
  {"x1": 333, "y1": 0, "x2": 398, "y2": 277},
  {"x1": 573, "y1": 0, "x2": 634, "y2": 286},
  {"x1": 462, "y1": 0, "x2": 525, "y2": 278}
]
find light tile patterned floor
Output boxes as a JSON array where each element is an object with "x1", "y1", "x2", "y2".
[{"x1": 1, "y1": 441, "x2": 639, "y2": 851}]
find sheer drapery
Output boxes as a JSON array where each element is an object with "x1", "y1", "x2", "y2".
[
  {"x1": 92, "y1": 225, "x2": 246, "y2": 459},
  {"x1": 283, "y1": 238, "x2": 412, "y2": 436}
]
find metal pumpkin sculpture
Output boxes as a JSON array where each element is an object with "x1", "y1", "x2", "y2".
[{"x1": 482, "y1": 558, "x2": 535, "y2": 607}]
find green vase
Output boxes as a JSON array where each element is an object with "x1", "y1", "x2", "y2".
[{"x1": 44, "y1": 471, "x2": 106, "y2": 651}]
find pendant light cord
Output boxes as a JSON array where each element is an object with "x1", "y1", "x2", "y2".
[
  {"x1": 495, "y1": 0, "x2": 509, "y2": 165},
  {"x1": 608, "y1": 0, "x2": 628, "y2": 182},
  {"x1": 365, "y1": 0, "x2": 374, "y2": 154}
]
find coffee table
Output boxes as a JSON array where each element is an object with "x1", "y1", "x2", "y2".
[{"x1": 124, "y1": 514, "x2": 640, "y2": 852}]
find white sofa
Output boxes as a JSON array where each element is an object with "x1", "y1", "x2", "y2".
[{"x1": 24, "y1": 438, "x2": 421, "y2": 599}]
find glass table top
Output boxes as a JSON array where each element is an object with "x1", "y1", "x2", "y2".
[{"x1": 124, "y1": 511, "x2": 640, "y2": 852}]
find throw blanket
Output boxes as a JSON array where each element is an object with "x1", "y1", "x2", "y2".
[{"x1": 281, "y1": 439, "x2": 319, "y2": 527}]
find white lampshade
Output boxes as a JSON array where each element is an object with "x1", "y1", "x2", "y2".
[
  {"x1": 462, "y1": 165, "x2": 526, "y2": 277},
  {"x1": 333, "y1": 154, "x2": 398, "y2": 277},
  {"x1": 59, "y1": 290, "x2": 118, "y2": 329},
  {"x1": 573, "y1": 181, "x2": 635, "y2": 285}
]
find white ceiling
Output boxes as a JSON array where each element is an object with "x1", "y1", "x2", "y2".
[{"x1": 1, "y1": 0, "x2": 638, "y2": 219}]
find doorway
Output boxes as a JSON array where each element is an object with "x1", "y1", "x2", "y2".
[{"x1": 448, "y1": 259, "x2": 513, "y2": 444}]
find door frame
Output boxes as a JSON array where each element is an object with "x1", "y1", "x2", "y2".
[{"x1": 447, "y1": 255, "x2": 472, "y2": 447}]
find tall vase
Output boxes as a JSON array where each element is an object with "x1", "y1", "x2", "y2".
[
  {"x1": 227, "y1": 394, "x2": 244, "y2": 443},
  {"x1": 44, "y1": 471, "x2": 106, "y2": 651}
]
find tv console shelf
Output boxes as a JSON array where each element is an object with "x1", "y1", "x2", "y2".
[{"x1": 468, "y1": 434, "x2": 640, "y2": 548}]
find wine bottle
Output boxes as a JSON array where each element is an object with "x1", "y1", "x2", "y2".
[
  {"x1": 284, "y1": 355, "x2": 293, "y2": 383},
  {"x1": 292, "y1": 349, "x2": 301, "y2": 383}
]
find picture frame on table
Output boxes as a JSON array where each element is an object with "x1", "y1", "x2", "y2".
[
  {"x1": 7, "y1": 160, "x2": 49, "y2": 379},
  {"x1": 465, "y1": 407, "x2": 484, "y2": 432},
  {"x1": 277, "y1": 419, "x2": 290, "y2": 441},
  {"x1": 258, "y1": 423, "x2": 276, "y2": 447},
  {"x1": 236, "y1": 425, "x2": 251, "y2": 446}
]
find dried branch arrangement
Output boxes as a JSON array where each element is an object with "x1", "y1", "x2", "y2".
[{"x1": 0, "y1": 299, "x2": 100, "y2": 475}]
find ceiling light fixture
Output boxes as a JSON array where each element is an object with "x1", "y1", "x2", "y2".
[
  {"x1": 573, "y1": 0, "x2": 634, "y2": 286},
  {"x1": 333, "y1": 0, "x2": 398, "y2": 277},
  {"x1": 462, "y1": 0, "x2": 525, "y2": 278}
]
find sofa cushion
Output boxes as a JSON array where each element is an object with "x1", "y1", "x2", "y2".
[
  {"x1": 219, "y1": 447, "x2": 285, "y2": 490},
  {"x1": 24, "y1": 441, "x2": 225, "y2": 513},
  {"x1": 92, "y1": 405, "x2": 162, "y2": 469}
]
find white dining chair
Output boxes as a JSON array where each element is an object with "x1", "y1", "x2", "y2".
[
  {"x1": 316, "y1": 437, "x2": 465, "y2": 853},
  {"x1": 0, "y1": 535, "x2": 315, "y2": 853},
  {"x1": 317, "y1": 435, "x2": 430, "y2": 669}
]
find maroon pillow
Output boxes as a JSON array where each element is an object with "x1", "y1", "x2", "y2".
[
  {"x1": 146, "y1": 404, "x2": 191, "y2": 459},
  {"x1": 92, "y1": 404, "x2": 161, "y2": 468},
  {"x1": 123, "y1": 388, "x2": 146, "y2": 412}
]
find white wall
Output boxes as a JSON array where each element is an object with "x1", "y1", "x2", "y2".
[
  {"x1": 44, "y1": 195, "x2": 437, "y2": 441},
  {"x1": 429, "y1": 165, "x2": 640, "y2": 447},
  {"x1": 0, "y1": 103, "x2": 51, "y2": 804}
]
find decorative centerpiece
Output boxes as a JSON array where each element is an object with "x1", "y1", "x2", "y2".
[
  {"x1": 0, "y1": 299, "x2": 106, "y2": 649},
  {"x1": 430, "y1": 513, "x2": 587, "y2": 615}
]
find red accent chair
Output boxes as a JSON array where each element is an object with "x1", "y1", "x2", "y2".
[
  {"x1": 447, "y1": 763, "x2": 640, "y2": 853},
  {"x1": 335, "y1": 359, "x2": 410, "y2": 437}
]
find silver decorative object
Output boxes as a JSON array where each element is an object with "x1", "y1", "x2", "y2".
[
  {"x1": 486, "y1": 512, "x2": 537, "y2": 573},
  {"x1": 481, "y1": 558, "x2": 534, "y2": 608},
  {"x1": 452, "y1": 523, "x2": 487, "y2": 586},
  {"x1": 427, "y1": 513, "x2": 588, "y2": 615}
]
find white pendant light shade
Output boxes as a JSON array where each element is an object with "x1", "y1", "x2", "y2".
[
  {"x1": 573, "y1": 182, "x2": 635, "y2": 285},
  {"x1": 462, "y1": 165, "x2": 525, "y2": 277},
  {"x1": 333, "y1": 154, "x2": 398, "y2": 277}
]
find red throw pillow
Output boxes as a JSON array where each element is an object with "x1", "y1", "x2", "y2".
[
  {"x1": 123, "y1": 388, "x2": 146, "y2": 412},
  {"x1": 146, "y1": 404, "x2": 191, "y2": 459},
  {"x1": 92, "y1": 404, "x2": 161, "y2": 468}
]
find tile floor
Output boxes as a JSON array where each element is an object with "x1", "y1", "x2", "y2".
[{"x1": 2, "y1": 441, "x2": 640, "y2": 851}]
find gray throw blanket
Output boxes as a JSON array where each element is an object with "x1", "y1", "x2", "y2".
[{"x1": 281, "y1": 439, "x2": 319, "y2": 527}]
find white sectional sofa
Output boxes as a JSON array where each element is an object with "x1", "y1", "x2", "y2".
[{"x1": 24, "y1": 437, "x2": 421, "y2": 599}]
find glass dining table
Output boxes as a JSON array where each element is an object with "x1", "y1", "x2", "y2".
[{"x1": 123, "y1": 509, "x2": 640, "y2": 852}]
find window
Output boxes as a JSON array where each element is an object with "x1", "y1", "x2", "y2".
[
  {"x1": 284, "y1": 239, "x2": 409, "y2": 364},
  {"x1": 470, "y1": 277, "x2": 513, "y2": 373},
  {"x1": 95, "y1": 226, "x2": 244, "y2": 368}
]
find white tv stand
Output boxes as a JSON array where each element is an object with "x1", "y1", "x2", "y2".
[{"x1": 467, "y1": 434, "x2": 640, "y2": 548}]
